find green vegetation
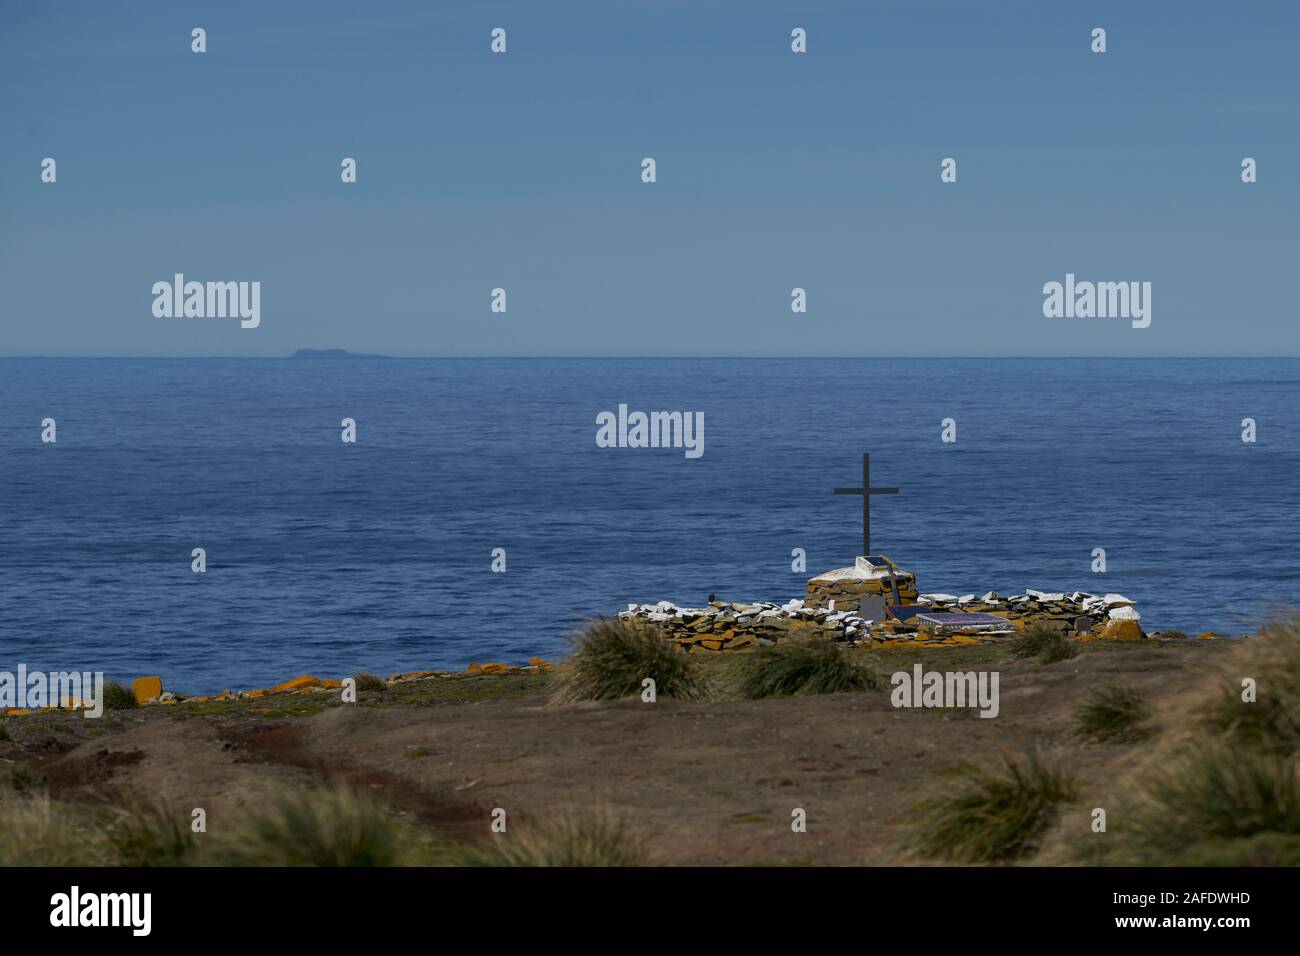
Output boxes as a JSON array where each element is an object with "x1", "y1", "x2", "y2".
[
  {"x1": 1060, "y1": 617, "x2": 1300, "y2": 865},
  {"x1": 106, "y1": 797, "x2": 198, "y2": 866},
  {"x1": 1075, "y1": 682, "x2": 1154, "y2": 743},
  {"x1": 353, "y1": 672, "x2": 388, "y2": 695},
  {"x1": 458, "y1": 809, "x2": 644, "y2": 866},
  {"x1": 207, "y1": 786, "x2": 416, "y2": 866},
  {"x1": 550, "y1": 617, "x2": 709, "y2": 703},
  {"x1": 2, "y1": 763, "x2": 45, "y2": 795},
  {"x1": 103, "y1": 681, "x2": 138, "y2": 710},
  {"x1": 0, "y1": 796, "x2": 111, "y2": 866},
  {"x1": 732, "y1": 637, "x2": 879, "y2": 698},
  {"x1": 912, "y1": 751, "x2": 1078, "y2": 862},
  {"x1": 1011, "y1": 622, "x2": 1078, "y2": 664}
]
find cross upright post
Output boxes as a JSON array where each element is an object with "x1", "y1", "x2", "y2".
[{"x1": 833, "y1": 452, "x2": 900, "y2": 556}]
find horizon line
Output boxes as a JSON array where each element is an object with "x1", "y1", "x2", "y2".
[
  {"x1": 2, "y1": 356, "x2": 1300, "y2": 361},
  {"x1": 2, "y1": 354, "x2": 1300, "y2": 361}
]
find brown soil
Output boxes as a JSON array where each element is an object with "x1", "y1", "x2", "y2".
[{"x1": 1, "y1": 640, "x2": 1227, "y2": 865}]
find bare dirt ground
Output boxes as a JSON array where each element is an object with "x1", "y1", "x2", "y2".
[{"x1": 1, "y1": 640, "x2": 1228, "y2": 865}]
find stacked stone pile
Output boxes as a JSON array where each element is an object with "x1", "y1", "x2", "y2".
[
  {"x1": 620, "y1": 589, "x2": 1147, "y2": 648},
  {"x1": 622, "y1": 550, "x2": 1158, "y2": 648},
  {"x1": 805, "y1": 563, "x2": 919, "y2": 614},
  {"x1": 911, "y1": 589, "x2": 1140, "y2": 637},
  {"x1": 618, "y1": 599, "x2": 872, "y2": 652}
]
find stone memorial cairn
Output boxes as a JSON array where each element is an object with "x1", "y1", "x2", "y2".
[{"x1": 619, "y1": 556, "x2": 1146, "y2": 652}]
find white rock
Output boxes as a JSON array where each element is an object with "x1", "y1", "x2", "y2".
[
  {"x1": 1108, "y1": 605, "x2": 1141, "y2": 621},
  {"x1": 1103, "y1": 593, "x2": 1135, "y2": 607},
  {"x1": 920, "y1": 593, "x2": 959, "y2": 604}
]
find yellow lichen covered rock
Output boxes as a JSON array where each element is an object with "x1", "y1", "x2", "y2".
[
  {"x1": 272, "y1": 674, "x2": 322, "y2": 693},
  {"x1": 466, "y1": 662, "x2": 515, "y2": 674},
  {"x1": 132, "y1": 676, "x2": 163, "y2": 705},
  {"x1": 1099, "y1": 617, "x2": 1144, "y2": 640}
]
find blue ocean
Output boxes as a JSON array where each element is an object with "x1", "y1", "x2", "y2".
[{"x1": 1, "y1": 357, "x2": 1295, "y2": 693}]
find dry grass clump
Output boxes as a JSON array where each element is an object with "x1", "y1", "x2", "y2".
[
  {"x1": 1075, "y1": 682, "x2": 1154, "y2": 744},
  {"x1": 733, "y1": 636, "x2": 879, "y2": 699},
  {"x1": 1048, "y1": 617, "x2": 1300, "y2": 865},
  {"x1": 352, "y1": 672, "x2": 388, "y2": 696},
  {"x1": 104, "y1": 795, "x2": 199, "y2": 866},
  {"x1": 910, "y1": 751, "x2": 1079, "y2": 862},
  {"x1": 1011, "y1": 622, "x2": 1078, "y2": 664},
  {"x1": 550, "y1": 617, "x2": 709, "y2": 704},
  {"x1": 0, "y1": 795, "x2": 112, "y2": 866},
  {"x1": 205, "y1": 785, "x2": 416, "y2": 866},
  {"x1": 457, "y1": 809, "x2": 645, "y2": 867}
]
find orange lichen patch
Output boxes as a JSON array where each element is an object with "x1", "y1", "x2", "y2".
[
  {"x1": 133, "y1": 676, "x2": 163, "y2": 705},
  {"x1": 466, "y1": 662, "x2": 516, "y2": 674},
  {"x1": 1195, "y1": 631, "x2": 1223, "y2": 640},
  {"x1": 528, "y1": 657, "x2": 552, "y2": 670},
  {"x1": 1098, "y1": 619, "x2": 1144, "y2": 641},
  {"x1": 4, "y1": 708, "x2": 31, "y2": 716},
  {"x1": 319, "y1": 678, "x2": 343, "y2": 689},
  {"x1": 272, "y1": 674, "x2": 322, "y2": 694},
  {"x1": 245, "y1": 689, "x2": 270, "y2": 699}
]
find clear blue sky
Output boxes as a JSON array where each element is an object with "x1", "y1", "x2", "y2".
[{"x1": 1, "y1": 0, "x2": 1296, "y2": 356}]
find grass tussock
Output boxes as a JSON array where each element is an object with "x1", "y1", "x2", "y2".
[
  {"x1": 1197, "y1": 622, "x2": 1300, "y2": 754},
  {"x1": 206, "y1": 785, "x2": 416, "y2": 866},
  {"x1": 105, "y1": 796, "x2": 199, "y2": 866},
  {"x1": 352, "y1": 672, "x2": 388, "y2": 695},
  {"x1": 912, "y1": 751, "x2": 1079, "y2": 863},
  {"x1": 102, "y1": 681, "x2": 138, "y2": 710},
  {"x1": 1053, "y1": 616, "x2": 1300, "y2": 866},
  {"x1": 1011, "y1": 622, "x2": 1078, "y2": 664},
  {"x1": 1104, "y1": 744, "x2": 1300, "y2": 865},
  {"x1": 460, "y1": 809, "x2": 645, "y2": 866},
  {"x1": 1075, "y1": 682, "x2": 1154, "y2": 743},
  {"x1": 0, "y1": 795, "x2": 111, "y2": 866},
  {"x1": 733, "y1": 637, "x2": 879, "y2": 699},
  {"x1": 550, "y1": 617, "x2": 709, "y2": 704},
  {"x1": 2, "y1": 763, "x2": 45, "y2": 795}
]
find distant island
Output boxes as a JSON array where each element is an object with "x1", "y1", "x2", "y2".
[{"x1": 291, "y1": 348, "x2": 394, "y2": 359}]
